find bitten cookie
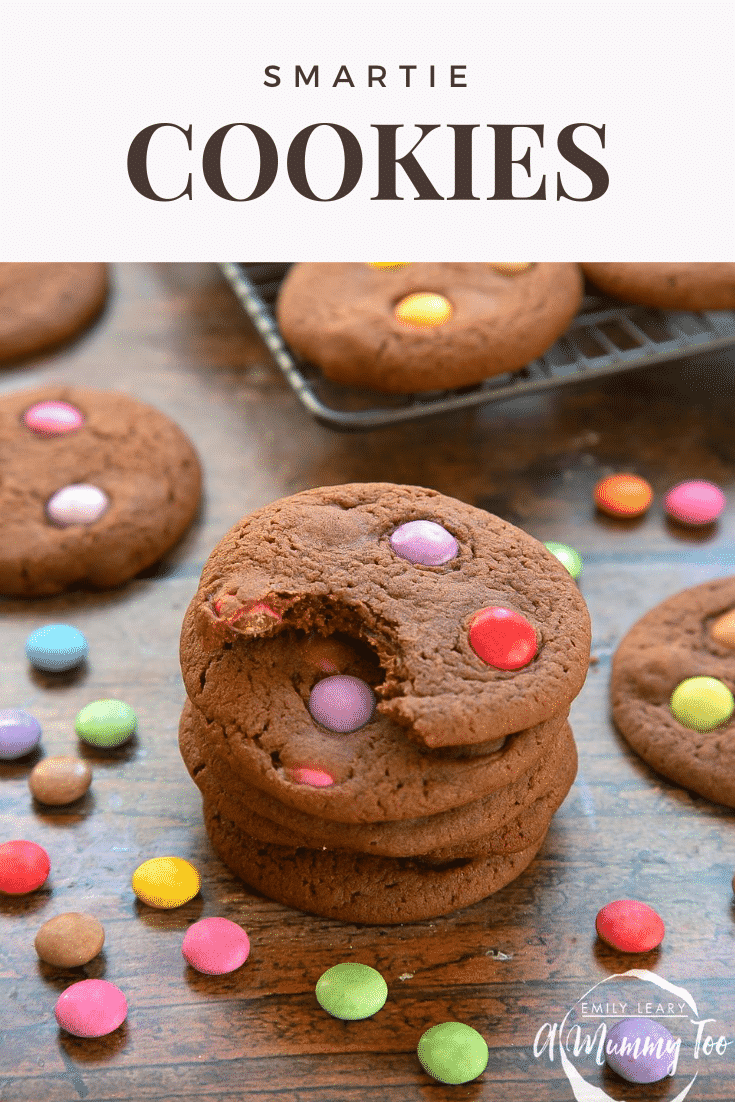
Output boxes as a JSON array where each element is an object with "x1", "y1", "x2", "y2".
[
  {"x1": 581, "y1": 263, "x2": 735, "y2": 311},
  {"x1": 611, "y1": 576, "x2": 735, "y2": 807},
  {"x1": 276, "y1": 263, "x2": 584, "y2": 393},
  {"x1": 0, "y1": 264, "x2": 108, "y2": 363},
  {"x1": 179, "y1": 483, "x2": 590, "y2": 923},
  {"x1": 0, "y1": 385, "x2": 202, "y2": 596}
]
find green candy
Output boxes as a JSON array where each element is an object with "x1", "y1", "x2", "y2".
[
  {"x1": 544, "y1": 541, "x2": 583, "y2": 579},
  {"x1": 670, "y1": 677, "x2": 734, "y2": 731},
  {"x1": 417, "y1": 1021, "x2": 489, "y2": 1085},
  {"x1": 75, "y1": 699, "x2": 137, "y2": 748},
  {"x1": 315, "y1": 962, "x2": 387, "y2": 1020}
]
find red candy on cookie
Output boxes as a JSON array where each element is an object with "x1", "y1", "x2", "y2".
[
  {"x1": 469, "y1": 607, "x2": 537, "y2": 669},
  {"x1": 596, "y1": 899, "x2": 665, "y2": 953}
]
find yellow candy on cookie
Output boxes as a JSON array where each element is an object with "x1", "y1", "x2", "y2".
[{"x1": 395, "y1": 292, "x2": 452, "y2": 328}]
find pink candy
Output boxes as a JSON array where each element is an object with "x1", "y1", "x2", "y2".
[
  {"x1": 23, "y1": 400, "x2": 84, "y2": 436},
  {"x1": 182, "y1": 916, "x2": 251, "y2": 975},
  {"x1": 389, "y1": 520, "x2": 458, "y2": 565},
  {"x1": 665, "y1": 480, "x2": 725, "y2": 526},
  {"x1": 54, "y1": 979, "x2": 127, "y2": 1037},
  {"x1": 288, "y1": 766, "x2": 334, "y2": 787},
  {"x1": 308, "y1": 675, "x2": 375, "y2": 733}
]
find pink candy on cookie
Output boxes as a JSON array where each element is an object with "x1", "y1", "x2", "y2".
[
  {"x1": 55, "y1": 979, "x2": 128, "y2": 1037},
  {"x1": 664, "y1": 480, "x2": 725, "y2": 526},
  {"x1": 308, "y1": 675, "x2": 375, "y2": 733},
  {"x1": 389, "y1": 520, "x2": 458, "y2": 565},
  {"x1": 287, "y1": 766, "x2": 334, "y2": 787},
  {"x1": 182, "y1": 916, "x2": 251, "y2": 975},
  {"x1": 23, "y1": 400, "x2": 84, "y2": 436}
]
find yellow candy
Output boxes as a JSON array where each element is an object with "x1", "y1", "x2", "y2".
[
  {"x1": 368, "y1": 262, "x2": 408, "y2": 269},
  {"x1": 491, "y1": 263, "x2": 533, "y2": 274},
  {"x1": 669, "y1": 676, "x2": 734, "y2": 732},
  {"x1": 395, "y1": 292, "x2": 452, "y2": 328},
  {"x1": 710, "y1": 609, "x2": 735, "y2": 650},
  {"x1": 132, "y1": 856, "x2": 200, "y2": 909}
]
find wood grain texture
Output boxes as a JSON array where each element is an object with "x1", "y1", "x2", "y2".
[{"x1": 1, "y1": 263, "x2": 734, "y2": 1101}]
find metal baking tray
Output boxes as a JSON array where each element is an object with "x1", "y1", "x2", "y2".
[{"x1": 221, "y1": 262, "x2": 735, "y2": 432}]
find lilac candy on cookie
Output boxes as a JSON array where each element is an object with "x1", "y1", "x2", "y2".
[
  {"x1": 182, "y1": 916, "x2": 250, "y2": 974},
  {"x1": 389, "y1": 520, "x2": 458, "y2": 565},
  {"x1": 308, "y1": 675, "x2": 375, "y2": 733},
  {"x1": 0, "y1": 709, "x2": 42, "y2": 760},
  {"x1": 46, "y1": 484, "x2": 109, "y2": 526},
  {"x1": 665, "y1": 480, "x2": 725, "y2": 526}
]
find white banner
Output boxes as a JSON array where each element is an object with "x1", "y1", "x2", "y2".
[{"x1": 2, "y1": 0, "x2": 734, "y2": 259}]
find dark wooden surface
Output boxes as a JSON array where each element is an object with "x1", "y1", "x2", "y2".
[{"x1": 1, "y1": 263, "x2": 734, "y2": 1102}]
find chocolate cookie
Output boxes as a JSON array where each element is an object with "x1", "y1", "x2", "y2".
[
  {"x1": 0, "y1": 385, "x2": 202, "y2": 596},
  {"x1": 0, "y1": 264, "x2": 108, "y2": 363},
  {"x1": 203, "y1": 801, "x2": 547, "y2": 925},
  {"x1": 276, "y1": 263, "x2": 584, "y2": 393},
  {"x1": 611, "y1": 576, "x2": 735, "y2": 807},
  {"x1": 581, "y1": 263, "x2": 735, "y2": 311},
  {"x1": 180, "y1": 483, "x2": 591, "y2": 752}
]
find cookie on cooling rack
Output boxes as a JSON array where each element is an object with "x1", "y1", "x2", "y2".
[
  {"x1": 581, "y1": 263, "x2": 735, "y2": 311},
  {"x1": 275, "y1": 263, "x2": 583, "y2": 393}
]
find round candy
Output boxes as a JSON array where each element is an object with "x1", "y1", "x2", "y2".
[
  {"x1": 665, "y1": 480, "x2": 725, "y2": 526},
  {"x1": 0, "y1": 840, "x2": 50, "y2": 894},
  {"x1": 29, "y1": 756, "x2": 92, "y2": 805},
  {"x1": 308, "y1": 675, "x2": 375, "y2": 733},
  {"x1": 0, "y1": 709, "x2": 42, "y2": 760},
  {"x1": 55, "y1": 979, "x2": 127, "y2": 1038},
  {"x1": 670, "y1": 676, "x2": 734, "y2": 731},
  {"x1": 710, "y1": 608, "x2": 735, "y2": 649},
  {"x1": 605, "y1": 1017, "x2": 677, "y2": 1083},
  {"x1": 23, "y1": 400, "x2": 84, "y2": 436},
  {"x1": 75, "y1": 699, "x2": 137, "y2": 748},
  {"x1": 544, "y1": 541, "x2": 583, "y2": 579},
  {"x1": 46, "y1": 483, "x2": 109, "y2": 527},
  {"x1": 132, "y1": 856, "x2": 201, "y2": 908},
  {"x1": 595, "y1": 900, "x2": 665, "y2": 953},
  {"x1": 35, "y1": 912, "x2": 105, "y2": 967},
  {"x1": 417, "y1": 1021, "x2": 489, "y2": 1085},
  {"x1": 25, "y1": 624, "x2": 88, "y2": 673},
  {"x1": 315, "y1": 962, "x2": 388, "y2": 1020},
  {"x1": 287, "y1": 766, "x2": 334, "y2": 787},
  {"x1": 468, "y1": 607, "x2": 537, "y2": 669},
  {"x1": 389, "y1": 520, "x2": 458, "y2": 566},
  {"x1": 369, "y1": 262, "x2": 408, "y2": 269},
  {"x1": 182, "y1": 916, "x2": 251, "y2": 975},
  {"x1": 395, "y1": 292, "x2": 452, "y2": 328},
  {"x1": 594, "y1": 473, "x2": 653, "y2": 518},
  {"x1": 491, "y1": 262, "x2": 532, "y2": 273}
]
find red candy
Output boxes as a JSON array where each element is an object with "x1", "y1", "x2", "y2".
[
  {"x1": 0, "y1": 840, "x2": 51, "y2": 894},
  {"x1": 468, "y1": 607, "x2": 537, "y2": 669},
  {"x1": 596, "y1": 899, "x2": 665, "y2": 953}
]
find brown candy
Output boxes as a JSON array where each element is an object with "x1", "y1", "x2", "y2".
[
  {"x1": 29, "y1": 756, "x2": 92, "y2": 805},
  {"x1": 34, "y1": 912, "x2": 105, "y2": 967},
  {"x1": 710, "y1": 609, "x2": 735, "y2": 650}
]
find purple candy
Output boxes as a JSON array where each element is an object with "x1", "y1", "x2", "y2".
[
  {"x1": 605, "y1": 1017, "x2": 679, "y2": 1084},
  {"x1": 389, "y1": 520, "x2": 458, "y2": 566},
  {"x1": 308, "y1": 675, "x2": 375, "y2": 733},
  {"x1": 0, "y1": 710, "x2": 42, "y2": 760}
]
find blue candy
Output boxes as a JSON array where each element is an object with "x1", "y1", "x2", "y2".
[{"x1": 25, "y1": 624, "x2": 88, "y2": 673}]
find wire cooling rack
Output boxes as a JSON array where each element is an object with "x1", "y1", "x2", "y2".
[{"x1": 221, "y1": 263, "x2": 735, "y2": 431}]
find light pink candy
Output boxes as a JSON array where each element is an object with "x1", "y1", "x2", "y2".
[
  {"x1": 54, "y1": 979, "x2": 127, "y2": 1037},
  {"x1": 23, "y1": 400, "x2": 84, "y2": 436},
  {"x1": 288, "y1": 766, "x2": 334, "y2": 787},
  {"x1": 308, "y1": 675, "x2": 375, "y2": 733},
  {"x1": 182, "y1": 916, "x2": 250, "y2": 975},
  {"x1": 46, "y1": 484, "x2": 109, "y2": 526},
  {"x1": 664, "y1": 480, "x2": 725, "y2": 526}
]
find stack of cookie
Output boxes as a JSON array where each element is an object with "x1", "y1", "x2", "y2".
[{"x1": 179, "y1": 483, "x2": 591, "y2": 924}]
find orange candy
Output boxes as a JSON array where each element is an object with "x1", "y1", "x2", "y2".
[{"x1": 594, "y1": 474, "x2": 653, "y2": 518}]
